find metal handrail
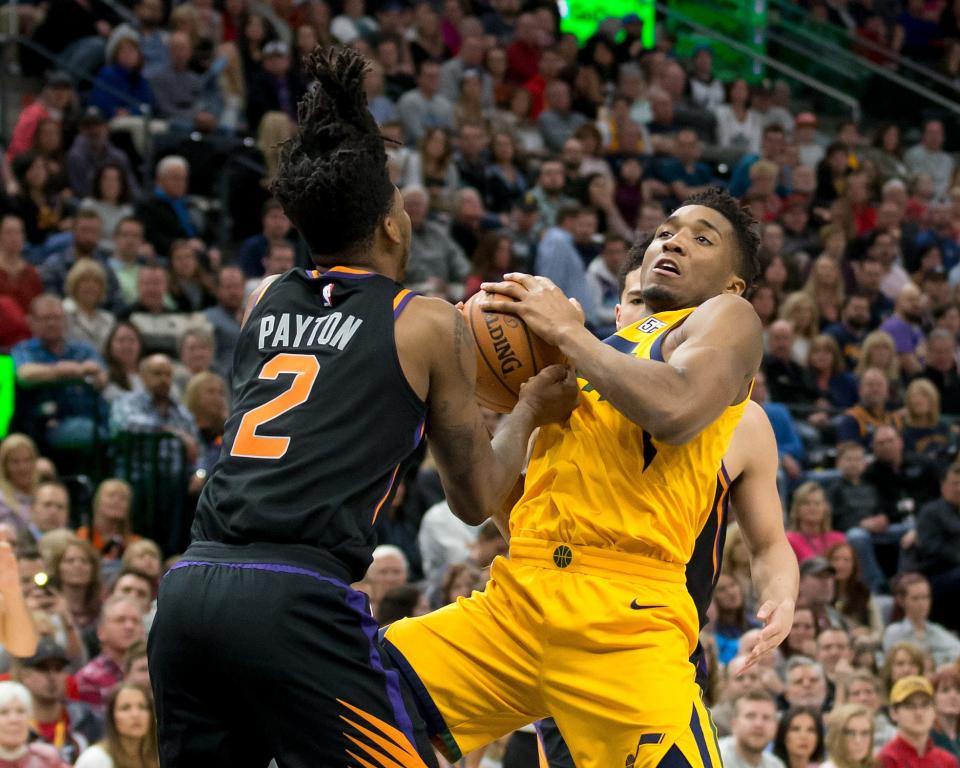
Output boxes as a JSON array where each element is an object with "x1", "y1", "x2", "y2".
[
  {"x1": 654, "y1": 2, "x2": 861, "y2": 122},
  {"x1": 767, "y1": 22, "x2": 960, "y2": 118},
  {"x1": 764, "y1": 30, "x2": 863, "y2": 85},
  {"x1": 768, "y1": 0, "x2": 960, "y2": 94}
]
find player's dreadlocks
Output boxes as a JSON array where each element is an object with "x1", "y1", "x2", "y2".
[{"x1": 271, "y1": 46, "x2": 395, "y2": 265}]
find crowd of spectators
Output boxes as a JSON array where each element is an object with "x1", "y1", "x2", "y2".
[{"x1": 0, "y1": 0, "x2": 960, "y2": 765}]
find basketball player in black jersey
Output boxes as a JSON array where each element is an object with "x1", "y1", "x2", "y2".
[{"x1": 147, "y1": 48, "x2": 578, "y2": 768}]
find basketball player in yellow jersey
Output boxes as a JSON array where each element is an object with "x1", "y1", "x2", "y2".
[{"x1": 383, "y1": 189, "x2": 795, "y2": 767}]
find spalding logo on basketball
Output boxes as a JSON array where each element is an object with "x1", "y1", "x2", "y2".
[{"x1": 462, "y1": 290, "x2": 568, "y2": 413}]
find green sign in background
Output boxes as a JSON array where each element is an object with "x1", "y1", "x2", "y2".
[
  {"x1": 0, "y1": 356, "x2": 13, "y2": 438},
  {"x1": 667, "y1": 0, "x2": 768, "y2": 81},
  {"x1": 558, "y1": 0, "x2": 656, "y2": 47}
]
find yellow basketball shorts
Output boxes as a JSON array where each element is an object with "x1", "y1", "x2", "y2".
[{"x1": 382, "y1": 537, "x2": 723, "y2": 768}]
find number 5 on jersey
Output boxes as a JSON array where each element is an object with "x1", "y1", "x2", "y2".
[{"x1": 231, "y1": 353, "x2": 320, "y2": 460}]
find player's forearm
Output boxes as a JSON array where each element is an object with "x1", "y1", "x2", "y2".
[
  {"x1": 486, "y1": 403, "x2": 537, "y2": 519},
  {"x1": 0, "y1": 590, "x2": 37, "y2": 658},
  {"x1": 749, "y1": 538, "x2": 799, "y2": 612},
  {"x1": 556, "y1": 325, "x2": 702, "y2": 443}
]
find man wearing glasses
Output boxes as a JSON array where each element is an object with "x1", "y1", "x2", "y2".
[{"x1": 879, "y1": 676, "x2": 959, "y2": 768}]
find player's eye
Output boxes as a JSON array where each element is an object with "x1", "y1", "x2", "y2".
[
  {"x1": 696, "y1": 236, "x2": 712, "y2": 245},
  {"x1": 657, "y1": 230, "x2": 672, "y2": 239}
]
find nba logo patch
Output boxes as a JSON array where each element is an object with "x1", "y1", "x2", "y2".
[
  {"x1": 322, "y1": 283, "x2": 334, "y2": 307},
  {"x1": 638, "y1": 318, "x2": 666, "y2": 333}
]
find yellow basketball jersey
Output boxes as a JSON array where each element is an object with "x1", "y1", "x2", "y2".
[{"x1": 509, "y1": 307, "x2": 749, "y2": 565}]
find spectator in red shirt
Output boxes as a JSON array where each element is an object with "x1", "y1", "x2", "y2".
[
  {"x1": 71, "y1": 597, "x2": 144, "y2": 711},
  {"x1": 0, "y1": 215, "x2": 41, "y2": 317},
  {"x1": 6, "y1": 74, "x2": 73, "y2": 164},
  {"x1": 505, "y1": 13, "x2": 542, "y2": 84},
  {"x1": 879, "y1": 676, "x2": 960, "y2": 768},
  {"x1": 522, "y1": 46, "x2": 564, "y2": 120}
]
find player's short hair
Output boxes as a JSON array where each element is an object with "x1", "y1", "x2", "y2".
[
  {"x1": 679, "y1": 188, "x2": 761, "y2": 294},
  {"x1": 733, "y1": 689, "x2": 777, "y2": 715},
  {"x1": 271, "y1": 47, "x2": 394, "y2": 266}
]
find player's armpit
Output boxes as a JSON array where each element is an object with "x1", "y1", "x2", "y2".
[{"x1": 241, "y1": 274, "x2": 282, "y2": 327}]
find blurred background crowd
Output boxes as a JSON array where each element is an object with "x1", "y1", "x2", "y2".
[{"x1": 1, "y1": 0, "x2": 960, "y2": 765}]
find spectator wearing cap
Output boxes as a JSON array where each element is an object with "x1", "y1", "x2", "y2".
[
  {"x1": 246, "y1": 40, "x2": 305, "y2": 133},
  {"x1": 905, "y1": 121, "x2": 955, "y2": 201},
  {"x1": 6, "y1": 74, "x2": 74, "y2": 163},
  {"x1": 797, "y1": 557, "x2": 846, "y2": 632},
  {"x1": 15, "y1": 639, "x2": 103, "y2": 764},
  {"x1": 880, "y1": 676, "x2": 960, "y2": 768},
  {"x1": 65, "y1": 108, "x2": 140, "y2": 202},
  {"x1": 397, "y1": 60, "x2": 455, "y2": 146},
  {"x1": 794, "y1": 113, "x2": 824, "y2": 170},
  {"x1": 89, "y1": 29, "x2": 156, "y2": 121},
  {"x1": 916, "y1": 465, "x2": 960, "y2": 632}
]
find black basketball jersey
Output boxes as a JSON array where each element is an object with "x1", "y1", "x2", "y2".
[{"x1": 191, "y1": 266, "x2": 427, "y2": 582}]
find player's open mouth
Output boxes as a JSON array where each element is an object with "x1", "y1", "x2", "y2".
[{"x1": 652, "y1": 258, "x2": 681, "y2": 277}]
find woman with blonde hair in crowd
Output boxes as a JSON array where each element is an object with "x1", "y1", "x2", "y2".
[
  {"x1": 121, "y1": 539, "x2": 163, "y2": 583},
  {"x1": 803, "y1": 254, "x2": 846, "y2": 327},
  {"x1": 64, "y1": 260, "x2": 115, "y2": 353},
  {"x1": 47, "y1": 534, "x2": 102, "y2": 632},
  {"x1": 900, "y1": 378, "x2": 952, "y2": 462},
  {"x1": 720, "y1": 521, "x2": 756, "y2": 610},
  {"x1": 839, "y1": 670, "x2": 897, "y2": 749},
  {"x1": 215, "y1": 42, "x2": 246, "y2": 133},
  {"x1": 0, "y1": 434, "x2": 38, "y2": 528},
  {"x1": 822, "y1": 703, "x2": 875, "y2": 768},
  {"x1": 0, "y1": 681, "x2": 68, "y2": 767},
  {"x1": 881, "y1": 641, "x2": 927, "y2": 694},
  {"x1": 856, "y1": 330, "x2": 902, "y2": 403},
  {"x1": 75, "y1": 683, "x2": 159, "y2": 768},
  {"x1": 78, "y1": 479, "x2": 139, "y2": 562},
  {"x1": 256, "y1": 111, "x2": 295, "y2": 184},
  {"x1": 780, "y1": 291, "x2": 820, "y2": 364},
  {"x1": 786, "y1": 482, "x2": 846, "y2": 563}
]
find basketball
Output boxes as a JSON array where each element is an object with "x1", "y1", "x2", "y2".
[{"x1": 461, "y1": 290, "x2": 568, "y2": 413}]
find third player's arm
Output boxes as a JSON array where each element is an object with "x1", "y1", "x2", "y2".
[
  {"x1": 414, "y1": 300, "x2": 576, "y2": 525},
  {"x1": 731, "y1": 404, "x2": 799, "y2": 670},
  {"x1": 558, "y1": 294, "x2": 762, "y2": 444}
]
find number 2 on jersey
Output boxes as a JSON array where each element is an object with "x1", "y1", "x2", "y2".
[{"x1": 231, "y1": 353, "x2": 320, "y2": 460}]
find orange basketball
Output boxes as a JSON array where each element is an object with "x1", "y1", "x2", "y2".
[{"x1": 462, "y1": 290, "x2": 568, "y2": 413}]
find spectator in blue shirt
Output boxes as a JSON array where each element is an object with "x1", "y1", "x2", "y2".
[
  {"x1": 824, "y1": 294, "x2": 872, "y2": 371},
  {"x1": 728, "y1": 124, "x2": 789, "y2": 199},
  {"x1": 12, "y1": 295, "x2": 109, "y2": 449},
  {"x1": 652, "y1": 129, "x2": 714, "y2": 207},
  {"x1": 533, "y1": 206, "x2": 597, "y2": 331},
  {"x1": 90, "y1": 30, "x2": 156, "y2": 120}
]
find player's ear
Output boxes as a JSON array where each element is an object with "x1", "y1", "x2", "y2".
[
  {"x1": 614, "y1": 303, "x2": 622, "y2": 328},
  {"x1": 381, "y1": 209, "x2": 402, "y2": 246},
  {"x1": 724, "y1": 274, "x2": 747, "y2": 296}
]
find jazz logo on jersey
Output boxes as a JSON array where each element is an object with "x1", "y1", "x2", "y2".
[
  {"x1": 322, "y1": 283, "x2": 334, "y2": 307},
  {"x1": 638, "y1": 318, "x2": 666, "y2": 334}
]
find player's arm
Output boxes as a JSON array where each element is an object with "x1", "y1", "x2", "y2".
[
  {"x1": 483, "y1": 275, "x2": 762, "y2": 444},
  {"x1": 489, "y1": 428, "x2": 539, "y2": 541},
  {"x1": 729, "y1": 402, "x2": 799, "y2": 671},
  {"x1": 405, "y1": 299, "x2": 576, "y2": 525}
]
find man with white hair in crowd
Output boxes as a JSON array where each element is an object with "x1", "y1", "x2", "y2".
[
  {"x1": 134, "y1": 156, "x2": 207, "y2": 256},
  {"x1": 783, "y1": 656, "x2": 830, "y2": 714},
  {"x1": 359, "y1": 545, "x2": 409, "y2": 617},
  {"x1": 401, "y1": 185, "x2": 470, "y2": 298}
]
